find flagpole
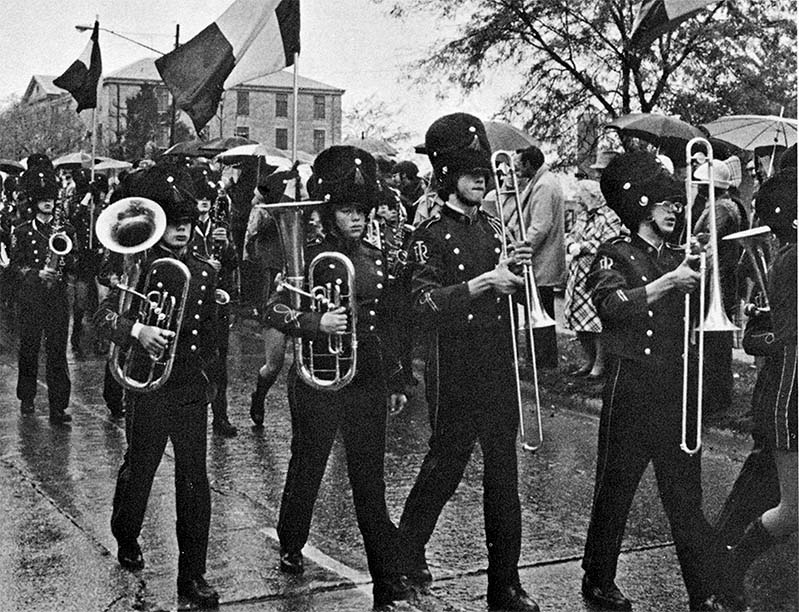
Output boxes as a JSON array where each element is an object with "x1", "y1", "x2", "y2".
[
  {"x1": 292, "y1": 52, "x2": 299, "y2": 165},
  {"x1": 89, "y1": 14, "x2": 100, "y2": 250}
]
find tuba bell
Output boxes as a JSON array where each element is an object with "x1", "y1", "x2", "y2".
[
  {"x1": 260, "y1": 199, "x2": 358, "y2": 391},
  {"x1": 95, "y1": 197, "x2": 191, "y2": 392}
]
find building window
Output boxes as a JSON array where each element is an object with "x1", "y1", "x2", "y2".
[
  {"x1": 313, "y1": 95, "x2": 326, "y2": 120},
  {"x1": 235, "y1": 126, "x2": 250, "y2": 139},
  {"x1": 155, "y1": 87, "x2": 170, "y2": 113},
  {"x1": 237, "y1": 90, "x2": 249, "y2": 116},
  {"x1": 275, "y1": 128, "x2": 288, "y2": 150},
  {"x1": 275, "y1": 93, "x2": 288, "y2": 117},
  {"x1": 313, "y1": 129, "x2": 326, "y2": 152}
]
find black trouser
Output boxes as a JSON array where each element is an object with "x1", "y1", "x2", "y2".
[
  {"x1": 399, "y1": 329, "x2": 522, "y2": 589},
  {"x1": 210, "y1": 307, "x2": 230, "y2": 422},
  {"x1": 111, "y1": 393, "x2": 211, "y2": 579},
  {"x1": 103, "y1": 360, "x2": 124, "y2": 413},
  {"x1": 16, "y1": 287, "x2": 71, "y2": 412},
  {"x1": 702, "y1": 331, "x2": 733, "y2": 414},
  {"x1": 582, "y1": 356, "x2": 723, "y2": 601},
  {"x1": 531, "y1": 285, "x2": 558, "y2": 368},
  {"x1": 277, "y1": 366, "x2": 398, "y2": 581}
]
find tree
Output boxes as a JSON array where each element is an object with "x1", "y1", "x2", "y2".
[
  {"x1": 382, "y1": 0, "x2": 796, "y2": 164},
  {"x1": 343, "y1": 95, "x2": 412, "y2": 144},
  {"x1": 120, "y1": 85, "x2": 161, "y2": 160},
  {"x1": 0, "y1": 95, "x2": 87, "y2": 159}
]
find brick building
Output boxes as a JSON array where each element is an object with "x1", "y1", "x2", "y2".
[{"x1": 21, "y1": 57, "x2": 344, "y2": 156}]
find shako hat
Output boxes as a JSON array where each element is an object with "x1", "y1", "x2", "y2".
[
  {"x1": 125, "y1": 163, "x2": 196, "y2": 225},
  {"x1": 308, "y1": 145, "x2": 378, "y2": 211},
  {"x1": 600, "y1": 150, "x2": 684, "y2": 231},
  {"x1": 755, "y1": 167, "x2": 797, "y2": 242},
  {"x1": 425, "y1": 113, "x2": 491, "y2": 184}
]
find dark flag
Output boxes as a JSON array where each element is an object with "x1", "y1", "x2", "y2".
[
  {"x1": 54, "y1": 20, "x2": 102, "y2": 112},
  {"x1": 630, "y1": 0, "x2": 717, "y2": 48},
  {"x1": 155, "y1": 0, "x2": 300, "y2": 133}
]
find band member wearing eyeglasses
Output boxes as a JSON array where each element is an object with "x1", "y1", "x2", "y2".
[
  {"x1": 720, "y1": 163, "x2": 797, "y2": 611},
  {"x1": 397, "y1": 114, "x2": 539, "y2": 612},
  {"x1": 94, "y1": 165, "x2": 221, "y2": 608},
  {"x1": 581, "y1": 151, "x2": 727, "y2": 612},
  {"x1": 11, "y1": 158, "x2": 76, "y2": 423},
  {"x1": 263, "y1": 146, "x2": 411, "y2": 609}
]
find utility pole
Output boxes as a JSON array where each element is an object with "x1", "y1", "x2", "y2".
[{"x1": 168, "y1": 24, "x2": 180, "y2": 146}]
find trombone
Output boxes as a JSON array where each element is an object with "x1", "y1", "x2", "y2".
[
  {"x1": 723, "y1": 225, "x2": 772, "y2": 317},
  {"x1": 490, "y1": 150, "x2": 556, "y2": 452},
  {"x1": 680, "y1": 138, "x2": 739, "y2": 454}
]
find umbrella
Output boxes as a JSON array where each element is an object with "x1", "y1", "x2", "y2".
[
  {"x1": 702, "y1": 115, "x2": 797, "y2": 151},
  {"x1": 484, "y1": 121, "x2": 537, "y2": 151},
  {"x1": 0, "y1": 159, "x2": 24, "y2": 174},
  {"x1": 94, "y1": 159, "x2": 133, "y2": 171},
  {"x1": 214, "y1": 144, "x2": 293, "y2": 169},
  {"x1": 161, "y1": 139, "x2": 207, "y2": 157},
  {"x1": 341, "y1": 136, "x2": 398, "y2": 157},
  {"x1": 52, "y1": 152, "x2": 114, "y2": 169},
  {"x1": 607, "y1": 112, "x2": 703, "y2": 144},
  {"x1": 200, "y1": 136, "x2": 258, "y2": 154}
]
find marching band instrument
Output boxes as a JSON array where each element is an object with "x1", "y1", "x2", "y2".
[
  {"x1": 723, "y1": 225, "x2": 772, "y2": 316},
  {"x1": 96, "y1": 197, "x2": 191, "y2": 392},
  {"x1": 490, "y1": 150, "x2": 556, "y2": 452},
  {"x1": 680, "y1": 138, "x2": 740, "y2": 455},
  {"x1": 44, "y1": 192, "x2": 73, "y2": 285},
  {"x1": 262, "y1": 199, "x2": 359, "y2": 391}
]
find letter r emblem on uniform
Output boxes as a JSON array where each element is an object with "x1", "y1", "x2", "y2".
[
  {"x1": 599, "y1": 256, "x2": 614, "y2": 270},
  {"x1": 413, "y1": 240, "x2": 429, "y2": 264}
]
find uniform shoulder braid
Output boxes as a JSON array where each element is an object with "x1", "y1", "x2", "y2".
[
  {"x1": 416, "y1": 212, "x2": 442, "y2": 231},
  {"x1": 188, "y1": 250, "x2": 216, "y2": 270}
]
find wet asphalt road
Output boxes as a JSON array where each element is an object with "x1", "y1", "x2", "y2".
[{"x1": 0, "y1": 310, "x2": 795, "y2": 612}]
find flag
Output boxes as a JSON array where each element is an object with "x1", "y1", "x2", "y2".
[
  {"x1": 630, "y1": 0, "x2": 717, "y2": 48},
  {"x1": 53, "y1": 20, "x2": 102, "y2": 112},
  {"x1": 155, "y1": 0, "x2": 300, "y2": 132}
]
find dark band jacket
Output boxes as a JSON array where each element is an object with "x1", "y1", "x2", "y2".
[
  {"x1": 94, "y1": 245, "x2": 219, "y2": 401},
  {"x1": 10, "y1": 218, "x2": 77, "y2": 291},
  {"x1": 588, "y1": 233, "x2": 686, "y2": 368},
  {"x1": 189, "y1": 217, "x2": 239, "y2": 294},
  {"x1": 264, "y1": 235, "x2": 401, "y2": 387},
  {"x1": 409, "y1": 206, "x2": 510, "y2": 334}
]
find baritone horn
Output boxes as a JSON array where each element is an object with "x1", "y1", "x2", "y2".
[
  {"x1": 490, "y1": 150, "x2": 556, "y2": 452},
  {"x1": 260, "y1": 200, "x2": 358, "y2": 391},
  {"x1": 723, "y1": 225, "x2": 772, "y2": 316},
  {"x1": 95, "y1": 197, "x2": 191, "y2": 392},
  {"x1": 680, "y1": 138, "x2": 740, "y2": 455}
]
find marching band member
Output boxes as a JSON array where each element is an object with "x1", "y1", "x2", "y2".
[
  {"x1": 94, "y1": 165, "x2": 220, "y2": 608},
  {"x1": 263, "y1": 146, "x2": 412, "y2": 609},
  {"x1": 190, "y1": 167, "x2": 239, "y2": 437},
  {"x1": 11, "y1": 157, "x2": 76, "y2": 423},
  {"x1": 581, "y1": 151, "x2": 726, "y2": 612},
  {"x1": 720, "y1": 165, "x2": 797, "y2": 611},
  {"x1": 397, "y1": 113, "x2": 539, "y2": 612}
]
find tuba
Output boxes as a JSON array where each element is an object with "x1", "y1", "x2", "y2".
[
  {"x1": 680, "y1": 138, "x2": 740, "y2": 455},
  {"x1": 95, "y1": 197, "x2": 191, "y2": 392},
  {"x1": 261, "y1": 199, "x2": 358, "y2": 391},
  {"x1": 490, "y1": 150, "x2": 556, "y2": 452}
]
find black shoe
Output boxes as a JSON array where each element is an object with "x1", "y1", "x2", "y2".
[
  {"x1": 49, "y1": 410, "x2": 72, "y2": 424},
  {"x1": 373, "y1": 574, "x2": 413, "y2": 608},
  {"x1": 250, "y1": 392, "x2": 265, "y2": 427},
  {"x1": 177, "y1": 575, "x2": 219, "y2": 608},
  {"x1": 212, "y1": 419, "x2": 238, "y2": 437},
  {"x1": 279, "y1": 547, "x2": 304, "y2": 574},
  {"x1": 109, "y1": 405, "x2": 125, "y2": 418},
  {"x1": 20, "y1": 400, "x2": 34, "y2": 415},
  {"x1": 407, "y1": 565, "x2": 433, "y2": 587},
  {"x1": 117, "y1": 540, "x2": 144, "y2": 570},
  {"x1": 487, "y1": 584, "x2": 540, "y2": 612},
  {"x1": 581, "y1": 575, "x2": 632, "y2": 611}
]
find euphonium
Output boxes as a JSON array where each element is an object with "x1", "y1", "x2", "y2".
[
  {"x1": 95, "y1": 197, "x2": 191, "y2": 392},
  {"x1": 261, "y1": 199, "x2": 358, "y2": 391},
  {"x1": 723, "y1": 225, "x2": 772, "y2": 316},
  {"x1": 680, "y1": 138, "x2": 740, "y2": 455},
  {"x1": 490, "y1": 150, "x2": 556, "y2": 452}
]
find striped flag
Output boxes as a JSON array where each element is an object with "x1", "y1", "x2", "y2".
[
  {"x1": 53, "y1": 20, "x2": 102, "y2": 112},
  {"x1": 630, "y1": 0, "x2": 717, "y2": 48},
  {"x1": 155, "y1": 0, "x2": 300, "y2": 132}
]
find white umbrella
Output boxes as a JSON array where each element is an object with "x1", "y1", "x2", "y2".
[
  {"x1": 215, "y1": 144, "x2": 292, "y2": 168},
  {"x1": 702, "y1": 115, "x2": 797, "y2": 150},
  {"x1": 94, "y1": 159, "x2": 132, "y2": 171}
]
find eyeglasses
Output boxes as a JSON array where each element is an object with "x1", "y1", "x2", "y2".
[{"x1": 653, "y1": 200, "x2": 684, "y2": 213}]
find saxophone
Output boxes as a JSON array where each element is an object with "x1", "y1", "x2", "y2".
[{"x1": 44, "y1": 185, "x2": 73, "y2": 284}]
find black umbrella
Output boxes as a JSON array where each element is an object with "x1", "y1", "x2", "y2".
[
  {"x1": 199, "y1": 136, "x2": 258, "y2": 154},
  {"x1": 607, "y1": 113, "x2": 704, "y2": 166},
  {"x1": 0, "y1": 159, "x2": 25, "y2": 174},
  {"x1": 161, "y1": 139, "x2": 207, "y2": 157}
]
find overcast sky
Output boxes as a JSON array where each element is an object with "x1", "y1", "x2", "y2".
[{"x1": 0, "y1": 1, "x2": 506, "y2": 149}]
